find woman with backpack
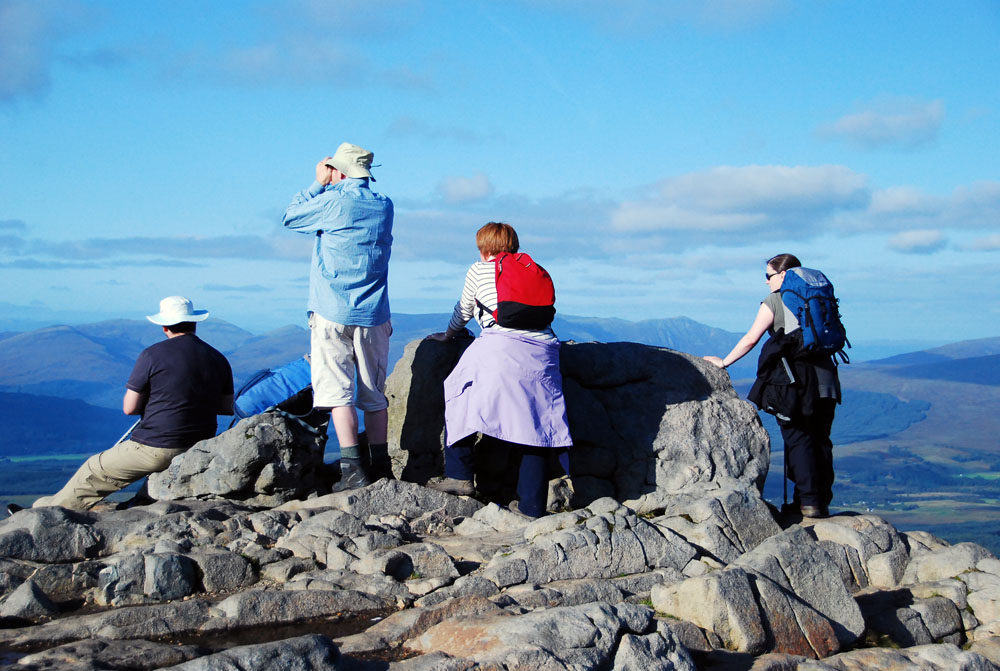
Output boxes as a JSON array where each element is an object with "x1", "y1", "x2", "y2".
[
  {"x1": 704, "y1": 253, "x2": 842, "y2": 519},
  {"x1": 426, "y1": 222, "x2": 572, "y2": 518}
]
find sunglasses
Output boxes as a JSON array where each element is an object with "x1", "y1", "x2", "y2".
[{"x1": 766, "y1": 271, "x2": 781, "y2": 280}]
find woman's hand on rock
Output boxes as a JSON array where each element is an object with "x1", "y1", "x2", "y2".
[
  {"x1": 703, "y1": 355, "x2": 725, "y2": 369},
  {"x1": 425, "y1": 332, "x2": 451, "y2": 342}
]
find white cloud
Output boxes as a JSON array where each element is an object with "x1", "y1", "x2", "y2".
[
  {"x1": 951, "y1": 180, "x2": 1000, "y2": 223},
  {"x1": 607, "y1": 165, "x2": 870, "y2": 249},
  {"x1": 868, "y1": 186, "x2": 940, "y2": 217},
  {"x1": 888, "y1": 230, "x2": 947, "y2": 254},
  {"x1": 611, "y1": 203, "x2": 766, "y2": 233},
  {"x1": 818, "y1": 98, "x2": 945, "y2": 150},
  {"x1": 6, "y1": 167, "x2": 997, "y2": 274},
  {"x1": 437, "y1": 173, "x2": 495, "y2": 204},
  {"x1": 969, "y1": 235, "x2": 1000, "y2": 252},
  {"x1": 395, "y1": 167, "x2": 1000, "y2": 263},
  {"x1": 865, "y1": 180, "x2": 1000, "y2": 232},
  {"x1": 657, "y1": 165, "x2": 869, "y2": 213}
]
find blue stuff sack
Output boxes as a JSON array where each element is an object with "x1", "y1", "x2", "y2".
[
  {"x1": 779, "y1": 267, "x2": 850, "y2": 362},
  {"x1": 233, "y1": 355, "x2": 313, "y2": 419}
]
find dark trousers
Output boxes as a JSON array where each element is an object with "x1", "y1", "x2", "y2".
[
  {"x1": 778, "y1": 398, "x2": 837, "y2": 509},
  {"x1": 444, "y1": 436, "x2": 569, "y2": 518}
]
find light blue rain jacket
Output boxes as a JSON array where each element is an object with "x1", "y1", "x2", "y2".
[{"x1": 283, "y1": 178, "x2": 394, "y2": 327}]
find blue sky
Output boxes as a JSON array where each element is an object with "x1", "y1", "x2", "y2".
[{"x1": 1, "y1": 0, "x2": 998, "y2": 345}]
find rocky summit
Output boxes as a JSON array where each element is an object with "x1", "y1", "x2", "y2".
[{"x1": 0, "y1": 340, "x2": 999, "y2": 671}]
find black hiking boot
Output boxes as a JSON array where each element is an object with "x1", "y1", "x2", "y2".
[{"x1": 331, "y1": 457, "x2": 372, "y2": 492}]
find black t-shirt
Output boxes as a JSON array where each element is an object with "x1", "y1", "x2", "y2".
[{"x1": 126, "y1": 335, "x2": 234, "y2": 449}]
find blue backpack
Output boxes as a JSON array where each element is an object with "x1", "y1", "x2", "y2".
[
  {"x1": 779, "y1": 268, "x2": 850, "y2": 362},
  {"x1": 230, "y1": 356, "x2": 325, "y2": 432}
]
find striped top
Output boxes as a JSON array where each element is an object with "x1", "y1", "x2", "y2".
[{"x1": 447, "y1": 260, "x2": 558, "y2": 342}]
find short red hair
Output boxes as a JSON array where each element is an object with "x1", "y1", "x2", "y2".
[{"x1": 476, "y1": 222, "x2": 519, "y2": 256}]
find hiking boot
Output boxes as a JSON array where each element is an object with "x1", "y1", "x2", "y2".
[
  {"x1": 800, "y1": 505, "x2": 827, "y2": 519},
  {"x1": 508, "y1": 500, "x2": 541, "y2": 519},
  {"x1": 5, "y1": 503, "x2": 24, "y2": 517},
  {"x1": 332, "y1": 457, "x2": 372, "y2": 493},
  {"x1": 426, "y1": 477, "x2": 474, "y2": 496}
]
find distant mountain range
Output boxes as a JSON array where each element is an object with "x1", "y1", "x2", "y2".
[
  {"x1": 0, "y1": 314, "x2": 996, "y2": 463},
  {"x1": 0, "y1": 314, "x2": 755, "y2": 410}
]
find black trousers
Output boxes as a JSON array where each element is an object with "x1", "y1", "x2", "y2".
[
  {"x1": 444, "y1": 436, "x2": 569, "y2": 518},
  {"x1": 778, "y1": 398, "x2": 837, "y2": 508}
]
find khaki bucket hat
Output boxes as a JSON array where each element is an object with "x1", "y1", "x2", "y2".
[{"x1": 325, "y1": 142, "x2": 376, "y2": 181}]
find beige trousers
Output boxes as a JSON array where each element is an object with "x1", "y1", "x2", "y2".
[{"x1": 33, "y1": 439, "x2": 185, "y2": 511}]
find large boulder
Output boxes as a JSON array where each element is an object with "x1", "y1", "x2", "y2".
[
  {"x1": 148, "y1": 413, "x2": 328, "y2": 507},
  {"x1": 386, "y1": 338, "x2": 769, "y2": 511},
  {"x1": 409, "y1": 601, "x2": 695, "y2": 670}
]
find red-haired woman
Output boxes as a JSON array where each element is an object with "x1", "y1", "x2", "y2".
[{"x1": 427, "y1": 222, "x2": 572, "y2": 517}]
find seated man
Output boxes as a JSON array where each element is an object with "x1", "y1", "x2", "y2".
[{"x1": 8, "y1": 296, "x2": 233, "y2": 513}]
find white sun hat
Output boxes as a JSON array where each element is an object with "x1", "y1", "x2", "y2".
[{"x1": 146, "y1": 296, "x2": 210, "y2": 326}]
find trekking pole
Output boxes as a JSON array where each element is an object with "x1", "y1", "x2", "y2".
[
  {"x1": 783, "y1": 443, "x2": 788, "y2": 509},
  {"x1": 115, "y1": 419, "x2": 141, "y2": 447}
]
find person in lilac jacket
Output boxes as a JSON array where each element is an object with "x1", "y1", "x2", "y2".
[{"x1": 427, "y1": 222, "x2": 572, "y2": 517}]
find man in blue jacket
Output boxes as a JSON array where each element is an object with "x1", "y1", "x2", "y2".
[{"x1": 283, "y1": 143, "x2": 394, "y2": 491}]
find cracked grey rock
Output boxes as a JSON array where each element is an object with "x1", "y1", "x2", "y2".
[
  {"x1": 15, "y1": 637, "x2": 204, "y2": 671},
  {"x1": 95, "y1": 552, "x2": 146, "y2": 607},
  {"x1": 274, "y1": 509, "x2": 366, "y2": 564},
  {"x1": 902, "y1": 542, "x2": 997, "y2": 585},
  {"x1": 0, "y1": 507, "x2": 101, "y2": 563},
  {"x1": 149, "y1": 413, "x2": 328, "y2": 507},
  {"x1": 652, "y1": 566, "x2": 768, "y2": 655},
  {"x1": 0, "y1": 578, "x2": 58, "y2": 620},
  {"x1": 809, "y1": 514, "x2": 910, "y2": 589},
  {"x1": 734, "y1": 526, "x2": 865, "y2": 647},
  {"x1": 912, "y1": 596, "x2": 964, "y2": 643},
  {"x1": 336, "y1": 594, "x2": 502, "y2": 656},
  {"x1": 260, "y1": 557, "x2": 317, "y2": 584},
  {"x1": 612, "y1": 619, "x2": 697, "y2": 671},
  {"x1": 482, "y1": 499, "x2": 697, "y2": 588},
  {"x1": 283, "y1": 478, "x2": 482, "y2": 523},
  {"x1": 207, "y1": 589, "x2": 392, "y2": 629},
  {"x1": 796, "y1": 643, "x2": 1000, "y2": 670},
  {"x1": 492, "y1": 577, "x2": 626, "y2": 610},
  {"x1": 161, "y1": 633, "x2": 339, "y2": 671},
  {"x1": 414, "y1": 574, "x2": 500, "y2": 607},
  {"x1": 143, "y1": 553, "x2": 197, "y2": 601},
  {"x1": 649, "y1": 487, "x2": 781, "y2": 564},
  {"x1": 187, "y1": 549, "x2": 256, "y2": 593},
  {"x1": 285, "y1": 568, "x2": 412, "y2": 603},
  {"x1": 409, "y1": 601, "x2": 657, "y2": 669}
]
